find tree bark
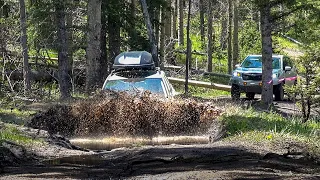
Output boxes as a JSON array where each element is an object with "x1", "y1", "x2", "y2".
[
  {"x1": 260, "y1": 2, "x2": 273, "y2": 105},
  {"x1": 232, "y1": 0, "x2": 239, "y2": 68},
  {"x1": 19, "y1": 0, "x2": 31, "y2": 93},
  {"x1": 207, "y1": 0, "x2": 213, "y2": 72},
  {"x1": 199, "y1": 0, "x2": 205, "y2": 45},
  {"x1": 178, "y1": 0, "x2": 184, "y2": 46},
  {"x1": 86, "y1": 0, "x2": 102, "y2": 91},
  {"x1": 227, "y1": 0, "x2": 233, "y2": 74},
  {"x1": 140, "y1": 0, "x2": 159, "y2": 67},
  {"x1": 56, "y1": 0, "x2": 71, "y2": 99},
  {"x1": 185, "y1": 0, "x2": 191, "y2": 95}
]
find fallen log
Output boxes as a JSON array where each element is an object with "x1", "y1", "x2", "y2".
[{"x1": 168, "y1": 77, "x2": 231, "y2": 92}]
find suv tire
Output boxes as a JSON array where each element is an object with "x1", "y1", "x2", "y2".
[
  {"x1": 274, "y1": 83, "x2": 284, "y2": 101},
  {"x1": 246, "y1": 92, "x2": 255, "y2": 100},
  {"x1": 231, "y1": 84, "x2": 240, "y2": 100}
]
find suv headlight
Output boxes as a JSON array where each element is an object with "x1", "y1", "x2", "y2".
[
  {"x1": 233, "y1": 72, "x2": 241, "y2": 77},
  {"x1": 272, "y1": 74, "x2": 278, "y2": 79}
]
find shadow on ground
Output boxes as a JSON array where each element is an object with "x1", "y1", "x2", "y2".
[{"x1": 1, "y1": 145, "x2": 319, "y2": 179}]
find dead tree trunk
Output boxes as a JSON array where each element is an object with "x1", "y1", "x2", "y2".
[{"x1": 19, "y1": 0, "x2": 31, "y2": 93}]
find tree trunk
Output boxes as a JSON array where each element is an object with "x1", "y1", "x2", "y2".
[
  {"x1": 199, "y1": 0, "x2": 205, "y2": 45},
  {"x1": 220, "y1": 7, "x2": 228, "y2": 50},
  {"x1": 172, "y1": 0, "x2": 178, "y2": 39},
  {"x1": 108, "y1": 1, "x2": 121, "y2": 73},
  {"x1": 185, "y1": 0, "x2": 191, "y2": 95},
  {"x1": 19, "y1": 0, "x2": 31, "y2": 93},
  {"x1": 178, "y1": 0, "x2": 184, "y2": 46},
  {"x1": 100, "y1": 0, "x2": 107, "y2": 77},
  {"x1": 260, "y1": 2, "x2": 273, "y2": 105},
  {"x1": 206, "y1": 0, "x2": 213, "y2": 72},
  {"x1": 56, "y1": 0, "x2": 71, "y2": 99},
  {"x1": 140, "y1": 0, "x2": 159, "y2": 67},
  {"x1": 227, "y1": 0, "x2": 233, "y2": 74},
  {"x1": 129, "y1": 0, "x2": 138, "y2": 50},
  {"x1": 66, "y1": 4, "x2": 73, "y2": 92},
  {"x1": 86, "y1": 0, "x2": 102, "y2": 91},
  {"x1": 232, "y1": 0, "x2": 239, "y2": 68},
  {"x1": 159, "y1": 8, "x2": 165, "y2": 67}
]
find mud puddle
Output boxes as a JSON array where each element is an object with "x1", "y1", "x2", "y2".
[{"x1": 70, "y1": 135, "x2": 209, "y2": 150}]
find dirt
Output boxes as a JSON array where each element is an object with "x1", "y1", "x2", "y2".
[{"x1": 0, "y1": 141, "x2": 319, "y2": 179}]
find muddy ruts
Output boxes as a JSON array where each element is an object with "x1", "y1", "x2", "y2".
[{"x1": 28, "y1": 91, "x2": 222, "y2": 137}]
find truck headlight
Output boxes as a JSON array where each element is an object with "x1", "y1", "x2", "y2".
[{"x1": 233, "y1": 72, "x2": 241, "y2": 77}]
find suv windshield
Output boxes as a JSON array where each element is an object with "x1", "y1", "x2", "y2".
[
  {"x1": 104, "y1": 78, "x2": 165, "y2": 96},
  {"x1": 241, "y1": 56, "x2": 280, "y2": 69}
]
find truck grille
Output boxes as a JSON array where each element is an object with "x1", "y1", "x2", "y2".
[{"x1": 242, "y1": 73, "x2": 262, "y2": 81}]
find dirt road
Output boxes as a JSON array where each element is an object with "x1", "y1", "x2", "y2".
[{"x1": 1, "y1": 141, "x2": 319, "y2": 180}]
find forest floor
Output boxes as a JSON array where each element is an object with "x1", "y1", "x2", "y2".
[{"x1": 0, "y1": 96, "x2": 319, "y2": 179}]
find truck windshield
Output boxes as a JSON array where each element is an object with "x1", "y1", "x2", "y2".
[
  {"x1": 242, "y1": 56, "x2": 280, "y2": 69},
  {"x1": 104, "y1": 78, "x2": 165, "y2": 96}
]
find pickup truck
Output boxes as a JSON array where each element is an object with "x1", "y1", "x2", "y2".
[{"x1": 230, "y1": 54, "x2": 297, "y2": 101}]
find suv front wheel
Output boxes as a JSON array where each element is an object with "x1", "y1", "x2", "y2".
[
  {"x1": 231, "y1": 84, "x2": 240, "y2": 100},
  {"x1": 274, "y1": 83, "x2": 284, "y2": 101}
]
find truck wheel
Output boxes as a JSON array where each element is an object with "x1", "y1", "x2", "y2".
[
  {"x1": 231, "y1": 85, "x2": 240, "y2": 100},
  {"x1": 274, "y1": 83, "x2": 284, "y2": 101},
  {"x1": 246, "y1": 92, "x2": 255, "y2": 100}
]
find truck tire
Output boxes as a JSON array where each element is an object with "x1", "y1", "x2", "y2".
[
  {"x1": 274, "y1": 83, "x2": 284, "y2": 101},
  {"x1": 246, "y1": 92, "x2": 255, "y2": 100},
  {"x1": 231, "y1": 84, "x2": 240, "y2": 101}
]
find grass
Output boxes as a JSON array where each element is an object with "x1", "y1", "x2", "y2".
[
  {"x1": 220, "y1": 105, "x2": 320, "y2": 158},
  {"x1": 0, "y1": 108, "x2": 36, "y2": 125},
  {"x1": 173, "y1": 84, "x2": 230, "y2": 98},
  {"x1": 0, "y1": 124, "x2": 42, "y2": 145}
]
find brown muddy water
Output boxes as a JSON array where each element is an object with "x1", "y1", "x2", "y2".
[{"x1": 70, "y1": 136, "x2": 209, "y2": 151}]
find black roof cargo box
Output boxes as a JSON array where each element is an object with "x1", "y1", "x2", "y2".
[{"x1": 113, "y1": 51, "x2": 155, "y2": 70}]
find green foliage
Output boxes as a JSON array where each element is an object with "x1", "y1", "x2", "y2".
[{"x1": 238, "y1": 20, "x2": 261, "y2": 60}]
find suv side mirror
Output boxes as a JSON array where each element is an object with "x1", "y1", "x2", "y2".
[
  {"x1": 285, "y1": 66, "x2": 292, "y2": 71},
  {"x1": 235, "y1": 64, "x2": 240, "y2": 68}
]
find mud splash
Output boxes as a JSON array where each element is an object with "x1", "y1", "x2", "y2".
[
  {"x1": 70, "y1": 136, "x2": 209, "y2": 150},
  {"x1": 28, "y1": 91, "x2": 222, "y2": 138}
]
